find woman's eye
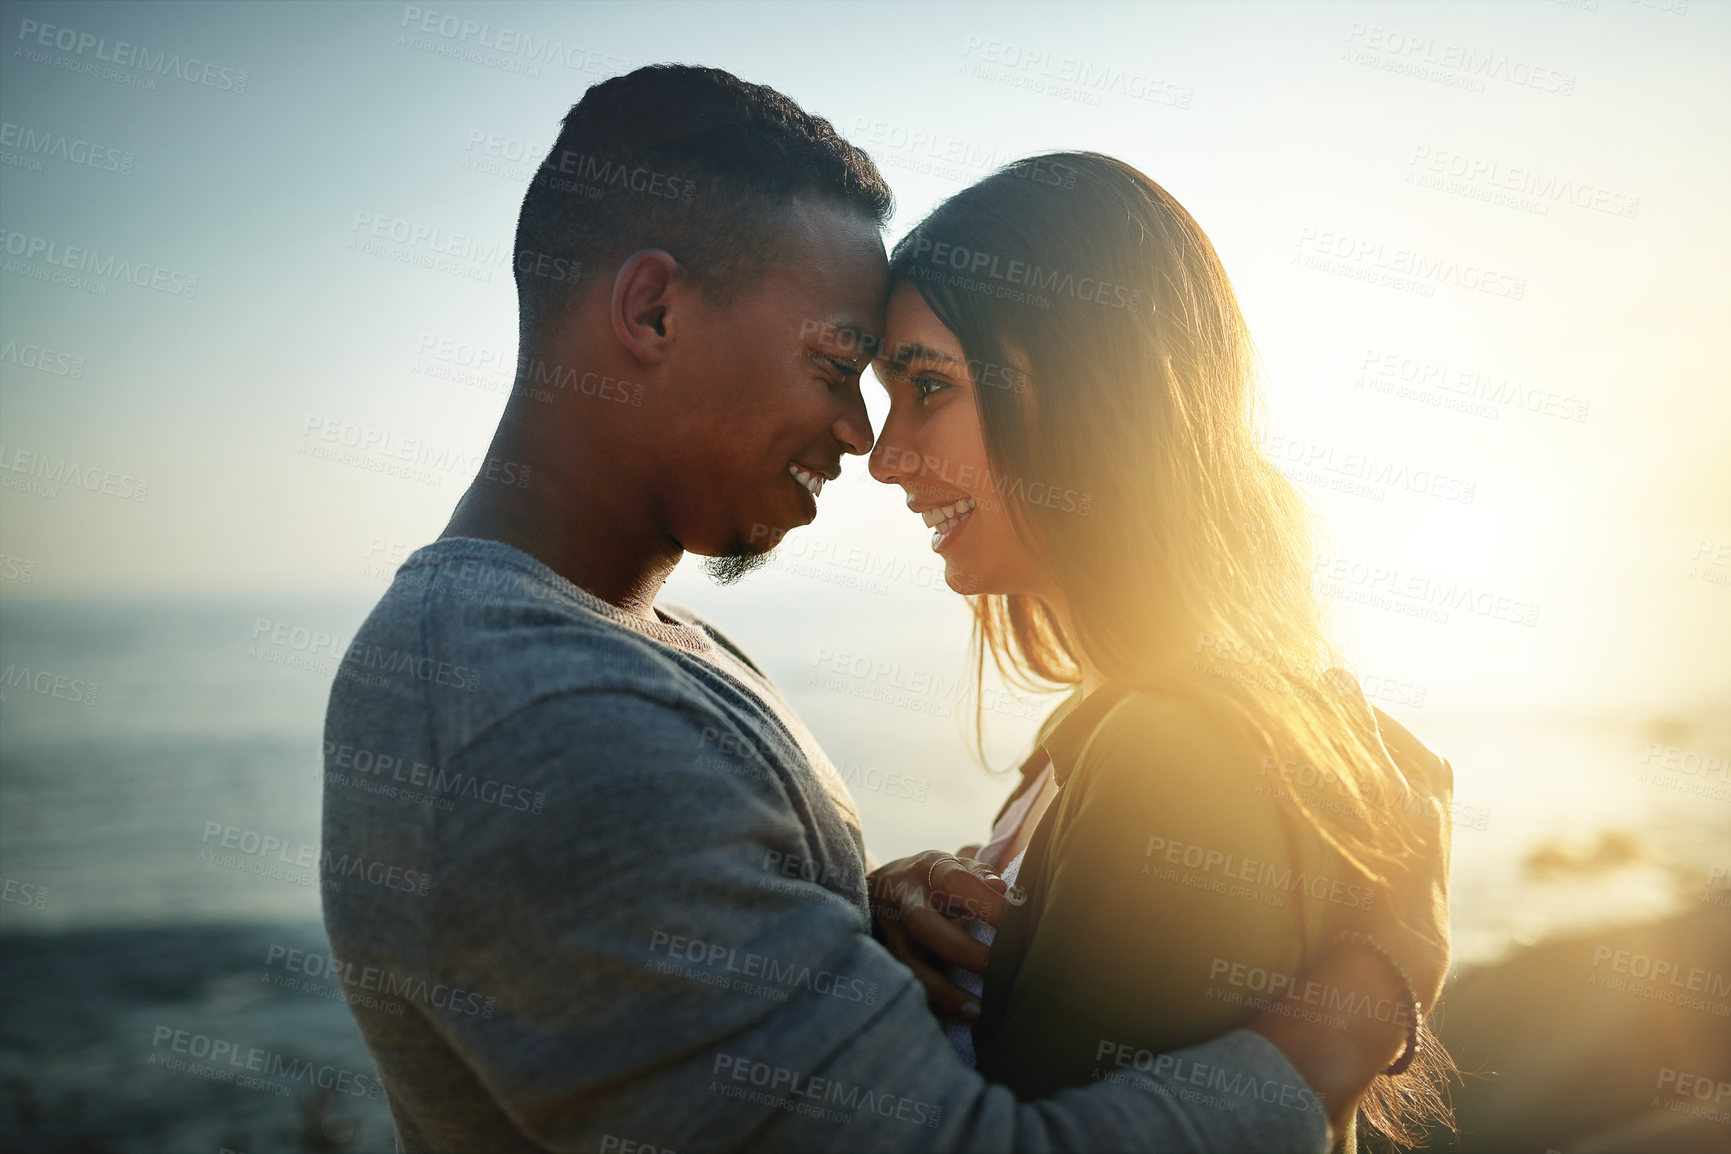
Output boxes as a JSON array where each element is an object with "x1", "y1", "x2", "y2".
[{"x1": 913, "y1": 375, "x2": 949, "y2": 401}]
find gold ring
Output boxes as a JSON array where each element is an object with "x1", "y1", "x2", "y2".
[{"x1": 926, "y1": 854, "x2": 961, "y2": 893}]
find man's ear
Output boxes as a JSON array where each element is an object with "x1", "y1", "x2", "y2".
[{"x1": 610, "y1": 249, "x2": 684, "y2": 366}]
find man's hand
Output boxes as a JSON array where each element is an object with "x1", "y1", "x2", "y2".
[
  {"x1": 867, "y1": 850, "x2": 1008, "y2": 1022},
  {"x1": 1252, "y1": 736, "x2": 1455, "y2": 1146},
  {"x1": 1368, "y1": 752, "x2": 1453, "y2": 1010}
]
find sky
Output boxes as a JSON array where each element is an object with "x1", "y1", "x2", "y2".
[{"x1": 1, "y1": 0, "x2": 1727, "y2": 717}]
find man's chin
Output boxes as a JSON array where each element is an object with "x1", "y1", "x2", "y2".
[
  {"x1": 697, "y1": 528, "x2": 782, "y2": 586},
  {"x1": 701, "y1": 550, "x2": 773, "y2": 586}
]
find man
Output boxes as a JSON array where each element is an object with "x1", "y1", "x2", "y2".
[{"x1": 322, "y1": 64, "x2": 1426, "y2": 1152}]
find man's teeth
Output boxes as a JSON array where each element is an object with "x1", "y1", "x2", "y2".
[
  {"x1": 788, "y1": 464, "x2": 824, "y2": 496},
  {"x1": 923, "y1": 496, "x2": 976, "y2": 543}
]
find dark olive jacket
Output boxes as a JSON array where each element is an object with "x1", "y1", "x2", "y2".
[{"x1": 973, "y1": 681, "x2": 1453, "y2": 1153}]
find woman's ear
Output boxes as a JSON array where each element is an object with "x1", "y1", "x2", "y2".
[{"x1": 609, "y1": 249, "x2": 684, "y2": 366}]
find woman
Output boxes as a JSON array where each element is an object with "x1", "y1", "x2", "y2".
[{"x1": 865, "y1": 153, "x2": 1454, "y2": 1151}]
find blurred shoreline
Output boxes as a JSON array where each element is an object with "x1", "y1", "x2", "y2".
[
  {"x1": 3, "y1": 902, "x2": 1727, "y2": 1153},
  {"x1": 0, "y1": 920, "x2": 397, "y2": 1153}
]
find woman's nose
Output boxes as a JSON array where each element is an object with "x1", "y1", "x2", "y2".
[{"x1": 869, "y1": 434, "x2": 914, "y2": 486}]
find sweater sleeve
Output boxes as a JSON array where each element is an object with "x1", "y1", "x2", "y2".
[{"x1": 419, "y1": 689, "x2": 1330, "y2": 1153}]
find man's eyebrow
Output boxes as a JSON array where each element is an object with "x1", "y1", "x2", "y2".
[
  {"x1": 814, "y1": 350, "x2": 864, "y2": 377},
  {"x1": 815, "y1": 322, "x2": 884, "y2": 364}
]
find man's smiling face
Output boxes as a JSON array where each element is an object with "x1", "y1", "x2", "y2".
[{"x1": 654, "y1": 193, "x2": 887, "y2": 574}]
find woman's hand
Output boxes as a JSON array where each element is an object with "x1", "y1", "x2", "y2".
[{"x1": 867, "y1": 850, "x2": 1009, "y2": 1023}]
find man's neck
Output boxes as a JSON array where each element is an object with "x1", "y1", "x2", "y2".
[{"x1": 438, "y1": 417, "x2": 679, "y2": 620}]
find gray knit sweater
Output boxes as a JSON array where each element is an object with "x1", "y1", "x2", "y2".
[{"x1": 319, "y1": 537, "x2": 1328, "y2": 1153}]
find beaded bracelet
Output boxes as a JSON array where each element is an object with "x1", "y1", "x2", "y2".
[{"x1": 1337, "y1": 929, "x2": 1423, "y2": 1076}]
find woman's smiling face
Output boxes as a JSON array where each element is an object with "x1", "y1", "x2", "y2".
[{"x1": 868, "y1": 282, "x2": 1053, "y2": 599}]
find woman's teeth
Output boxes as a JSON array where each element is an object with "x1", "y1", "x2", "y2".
[
  {"x1": 788, "y1": 464, "x2": 825, "y2": 496},
  {"x1": 923, "y1": 496, "x2": 976, "y2": 546}
]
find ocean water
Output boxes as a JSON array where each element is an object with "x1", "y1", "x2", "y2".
[
  {"x1": 1, "y1": 593, "x2": 1726, "y2": 1151},
  {"x1": 0, "y1": 596, "x2": 368, "y2": 932},
  {"x1": 3, "y1": 593, "x2": 1725, "y2": 962}
]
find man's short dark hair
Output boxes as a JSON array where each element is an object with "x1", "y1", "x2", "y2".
[{"x1": 514, "y1": 64, "x2": 892, "y2": 342}]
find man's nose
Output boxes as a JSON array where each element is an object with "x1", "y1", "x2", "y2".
[{"x1": 833, "y1": 386, "x2": 875, "y2": 457}]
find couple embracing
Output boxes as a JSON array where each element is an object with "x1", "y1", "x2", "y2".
[{"x1": 322, "y1": 63, "x2": 1453, "y2": 1154}]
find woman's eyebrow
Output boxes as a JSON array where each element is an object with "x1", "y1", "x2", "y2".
[{"x1": 881, "y1": 342, "x2": 963, "y2": 370}]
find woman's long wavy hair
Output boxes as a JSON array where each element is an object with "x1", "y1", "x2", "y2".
[{"x1": 887, "y1": 152, "x2": 1452, "y2": 1146}]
